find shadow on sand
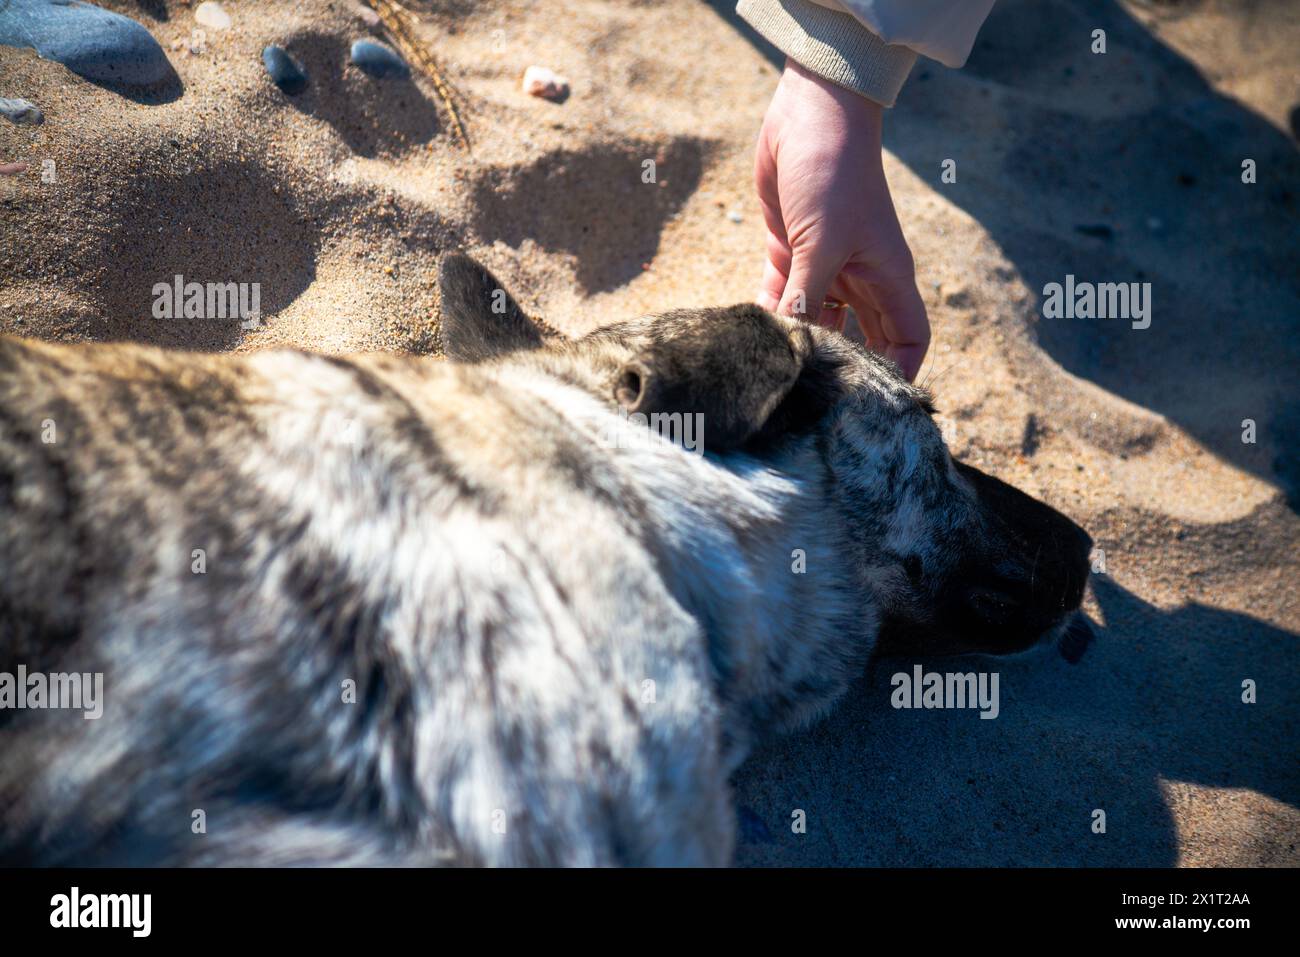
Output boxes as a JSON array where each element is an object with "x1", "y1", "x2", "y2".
[
  {"x1": 733, "y1": 575, "x2": 1299, "y2": 866},
  {"x1": 707, "y1": 0, "x2": 1300, "y2": 508}
]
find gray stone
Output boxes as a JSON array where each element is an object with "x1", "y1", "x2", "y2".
[
  {"x1": 0, "y1": 0, "x2": 171, "y2": 86},
  {"x1": 349, "y1": 39, "x2": 409, "y2": 79},
  {"x1": 262, "y1": 45, "x2": 307, "y2": 96}
]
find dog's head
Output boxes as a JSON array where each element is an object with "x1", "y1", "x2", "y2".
[{"x1": 439, "y1": 254, "x2": 1095, "y2": 662}]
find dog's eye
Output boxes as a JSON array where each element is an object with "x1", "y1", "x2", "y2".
[{"x1": 903, "y1": 555, "x2": 923, "y2": 582}]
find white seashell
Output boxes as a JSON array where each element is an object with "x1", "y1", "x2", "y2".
[{"x1": 194, "y1": 2, "x2": 232, "y2": 30}]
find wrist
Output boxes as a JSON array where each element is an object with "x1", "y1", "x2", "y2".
[{"x1": 781, "y1": 59, "x2": 883, "y2": 150}]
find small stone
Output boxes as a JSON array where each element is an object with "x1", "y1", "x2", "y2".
[
  {"x1": 262, "y1": 44, "x2": 307, "y2": 95},
  {"x1": 193, "y1": 1, "x2": 231, "y2": 30},
  {"x1": 0, "y1": 0, "x2": 172, "y2": 86},
  {"x1": 726, "y1": 209, "x2": 743, "y2": 224},
  {"x1": 522, "y1": 65, "x2": 568, "y2": 101},
  {"x1": 0, "y1": 97, "x2": 43, "y2": 125},
  {"x1": 350, "y1": 39, "x2": 409, "y2": 78},
  {"x1": 0, "y1": 161, "x2": 29, "y2": 176}
]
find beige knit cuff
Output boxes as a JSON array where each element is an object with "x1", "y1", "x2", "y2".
[{"x1": 736, "y1": 0, "x2": 917, "y2": 107}]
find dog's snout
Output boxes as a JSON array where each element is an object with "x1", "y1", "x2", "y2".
[
  {"x1": 1068, "y1": 518, "x2": 1093, "y2": 559},
  {"x1": 880, "y1": 460, "x2": 1096, "y2": 660},
  {"x1": 1066, "y1": 520, "x2": 1092, "y2": 598},
  {"x1": 1041, "y1": 515, "x2": 1092, "y2": 610},
  {"x1": 955, "y1": 460, "x2": 1092, "y2": 615}
]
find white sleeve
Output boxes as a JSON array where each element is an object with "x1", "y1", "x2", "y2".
[
  {"x1": 737, "y1": 0, "x2": 995, "y2": 106},
  {"x1": 825, "y1": 0, "x2": 996, "y2": 68}
]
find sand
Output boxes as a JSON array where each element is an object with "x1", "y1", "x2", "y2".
[{"x1": 1, "y1": 0, "x2": 1297, "y2": 866}]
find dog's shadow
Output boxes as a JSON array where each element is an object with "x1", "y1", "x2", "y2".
[{"x1": 732, "y1": 575, "x2": 1300, "y2": 865}]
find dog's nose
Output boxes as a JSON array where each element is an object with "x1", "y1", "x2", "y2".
[
  {"x1": 1069, "y1": 518, "x2": 1093, "y2": 562},
  {"x1": 1062, "y1": 519, "x2": 1093, "y2": 605},
  {"x1": 954, "y1": 459, "x2": 1093, "y2": 613}
]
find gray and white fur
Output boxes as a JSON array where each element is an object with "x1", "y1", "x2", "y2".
[{"x1": 0, "y1": 254, "x2": 1092, "y2": 866}]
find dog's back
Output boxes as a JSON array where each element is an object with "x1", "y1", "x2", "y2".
[{"x1": 0, "y1": 331, "x2": 735, "y2": 866}]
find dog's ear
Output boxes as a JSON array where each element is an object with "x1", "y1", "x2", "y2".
[
  {"x1": 747, "y1": 342, "x2": 851, "y2": 447},
  {"x1": 613, "y1": 305, "x2": 827, "y2": 451},
  {"x1": 438, "y1": 253, "x2": 547, "y2": 362}
]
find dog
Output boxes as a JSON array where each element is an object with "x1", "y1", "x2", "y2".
[{"x1": 0, "y1": 253, "x2": 1092, "y2": 865}]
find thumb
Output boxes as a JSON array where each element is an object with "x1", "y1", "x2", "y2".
[{"x1": 777, "y1": 241, "x2": 842, "y2": 326}]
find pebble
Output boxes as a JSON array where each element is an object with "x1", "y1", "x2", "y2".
[
  {"x1": 262, "y1": 44, "x2": 307, "y2": 95},
  {"x1": 350, "y1": 39, "x2": 409, "y2": 78},
  {"x1": 0, "y1": 0, "x2": 171, "y2": 85},
  {"x1": 0, "y1": 97, "x2": 43, "y2": 125},
  {"x1": 726, "y1": 209, "x2": 743, "y2": 224},
  {"x1": 0, "y1": 161, "x2": 29, "y2": 176},
  {"x1": 194, "y1": 2, "x2": 231, "y2": 31},
  {"x1": 522, "y1": 65, "x2": 568, "y2": 101}
]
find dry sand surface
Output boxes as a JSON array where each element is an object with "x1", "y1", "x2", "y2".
[{"x1": 1, "y1": 0, "x2": 1297, "y2": 865}]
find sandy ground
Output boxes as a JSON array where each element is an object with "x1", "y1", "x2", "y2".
[{"x1": 1, "y1": 0, "x2": 1297, "y2": 866}]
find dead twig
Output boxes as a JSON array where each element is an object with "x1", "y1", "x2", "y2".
[{"x1": 365, "y1": 0, "x2": 471, "y2": 153}]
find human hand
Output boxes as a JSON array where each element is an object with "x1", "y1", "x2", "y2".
[{"x1": 754, "y1": 59, "x2": 929, "y2": 381}]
